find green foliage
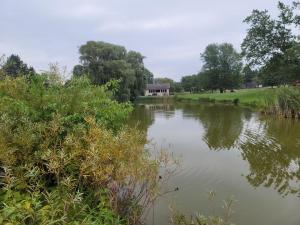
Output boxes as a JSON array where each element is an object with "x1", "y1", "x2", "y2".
[
  {"x1": 176, "y1": 88, "x2": 277, "y2": 108},
  {"x1": 181, "y1": 75, "x2": 195, "y2": 92},
  {"x1": 179, "y1": 1, "x2": 299, "y2": 93},
  {"x1": 72, "y1": 64, "x2": 85, "y2": 78},
  {"x1": 1, "y1": 54, "x2": 35, "y2": 79},
  {"x1": 242, "y1": 1, "x2": 300, "y2": 86},
  {"x1": 0, "y1": 180, "x2": 122, "y2": 225},
  {"x1": 154, "y1": 77, "x2": 182, "y2": 93},
  {"x1": 73, "y1": 41, "x2": 154, "y2": 101},
  {"x1": 181, "y1": 44, "x2": 243, "y2": 94},
  {"x1": 242, "y1": 66, "x2": 258, "y2": 85},
  {"x1": 172, "y1": 82, "x2": 183, "y2": 93},
  {"x1": 232, "y1": 98, "x2": 239, "y2": 105},
  {"x1": 270, "y1": 86, "x2": 300, "y2": 118},
  {"x1": 280, "y1": 42, "x2": 300, "y2": 83},
  {"x1": 201, "y1": 43, "x2": 243, "y2": 92},
  {"x1": 0, "y1": 76, "x2": 168, "y2": 224},
  {"x1": 181, "y1": 74, "x2": 203, "y2": 92}
]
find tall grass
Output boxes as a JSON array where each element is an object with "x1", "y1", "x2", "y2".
[{"x1": 264, "y1": 87, "x2": 300, "y2": 118}]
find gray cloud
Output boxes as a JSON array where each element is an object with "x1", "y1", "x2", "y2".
[{"x1": 0, "y1": 0, "x2": 286, "y2": 80}]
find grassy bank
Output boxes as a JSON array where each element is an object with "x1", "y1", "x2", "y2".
[
  {"x1": 175, "y1": 88, "x2": 277, "y2": 108},
  {"x1": 136, "y1": 95, "x2": 174, "y2": 104},
  {"x1": 137, "y1": 95, "x2": 174, "y2": 100}
]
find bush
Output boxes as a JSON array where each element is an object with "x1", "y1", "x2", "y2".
[
  {"x1": 232, "y1": 98, "x2": 239, "y2": 105},
  {"x1": 0, "y1": 76, "x2": 171, "y2": 224}
]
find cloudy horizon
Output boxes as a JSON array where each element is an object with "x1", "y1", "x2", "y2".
[{"x1": 0, "y1": 0, "x2": 287, "y2": 81}]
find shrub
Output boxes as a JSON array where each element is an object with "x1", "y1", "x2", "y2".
[
  {"x1": 232, "y1": 98, "x2": 239, "y2": 105},
  {"x1": 0, "y1": 76, "x2": 173, "y2": 224}
]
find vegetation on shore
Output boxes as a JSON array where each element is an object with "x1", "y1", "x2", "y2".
[
  {"x1": 72, "y1": 41, "x2": 154, "y2": 101},
  {"x1": 177, "y1": 1, "x2": 300, "y2": 94},
  {"x1": 175, "y1": 88, "x2": 277, "y2": 108},
  {"x1": 0, "y1": 73, "x2": 176, "y2": 224},
  {"x1": 137, "y1": 95, "x2": 174, "y2": 101},
  {"x1": 0, "y1": 0, "x2": 299, "y2": 223},
  {"x1": 175, "y1": 86, "x2": 300, "y2": 119},
  {"x1": 264, "y1": 86, "x2": 300, "y2": 118}
]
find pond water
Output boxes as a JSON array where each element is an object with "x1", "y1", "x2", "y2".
[{"x1": 130, "y1": 102, "x2": 300, "y2": 225}]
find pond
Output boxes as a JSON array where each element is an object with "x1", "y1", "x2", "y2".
[{"x1": 129, "y1": 102, "x2": 300, "y2": 225}]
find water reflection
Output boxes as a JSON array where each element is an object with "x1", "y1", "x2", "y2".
[
  {"x1": 187, "y1": 104, "x2": 245, "y2": 150},
  {"x1": 128, "y1": 104, "x2": 155, "y2": 132},
  {"x1": 240, "y1": 117, "x2": 300, "y2": 196},
  {"x1": 130, "y1": 102, "x2": 300, "y2": 196}
]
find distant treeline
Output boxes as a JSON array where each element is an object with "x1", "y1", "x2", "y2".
[
  {"x1": 1, "y1": 1, "x2": 300, "y2": 99},
  {"x1": 159, "y1": 1, "x2": 300, "y2": 94},
  {"x1": 0, "y1": 41, "x2": 154, "y2": 102}
]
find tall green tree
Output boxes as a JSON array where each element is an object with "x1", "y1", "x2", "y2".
[
  {"x1": 283, "y1": 42, "x2": 300, "y2": 81},
  {"x1": 126, "y1": 51, "x2": 148, "y2": 98},
  {"x1": 73, "y1": 41, "x2": 153, "y2": 101},
  {"x1": 144, "y1": 68, "x2": 154, "y2": 84},
  {"x1": 201, "y1": 43, "x2": 243, "y2": 93},
  {"x1": 242, "y1": 1, "x2": 300, "y2": 85}
]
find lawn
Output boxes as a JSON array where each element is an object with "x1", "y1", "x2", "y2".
[{"x1": 175, "y1": 88, "x2": 277, "y2": 107}]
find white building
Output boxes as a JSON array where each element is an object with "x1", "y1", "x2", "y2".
[{"x1": 145, "y1": 83, "x2": 170, "y2": 96}]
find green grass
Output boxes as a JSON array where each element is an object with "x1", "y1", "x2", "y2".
[
  {"x1": 137, "y1": 95, "x2": 174, "y2": 100},
  {"x1": 175, "y1": 88, "x2": 277, "y2": 108},
  {"x1": 136, "y1": 95, "x2": 174, "y2": 103}
]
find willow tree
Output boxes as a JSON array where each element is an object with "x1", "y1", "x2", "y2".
[{"x1": 73, "y1": 41, "x2": 153, "y2": 101}]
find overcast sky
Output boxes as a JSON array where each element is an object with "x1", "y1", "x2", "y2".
[{"x1": 0, "y1": 0, "x2": 290, "y2": 81}]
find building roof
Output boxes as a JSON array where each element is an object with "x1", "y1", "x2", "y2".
[{"x1": 146, "y1": 83, "x2": 170, "y2": 90}]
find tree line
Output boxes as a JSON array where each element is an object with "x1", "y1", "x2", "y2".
[
  {"x1": 0, "y1": 41, "x2": 154, "y2": 101},
  {"x1": 179, "y1": 1, "x2": 300, "y2": 93},
  {"x1": 1, "y1": 1, "x2": 299, "y2": 98}
]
